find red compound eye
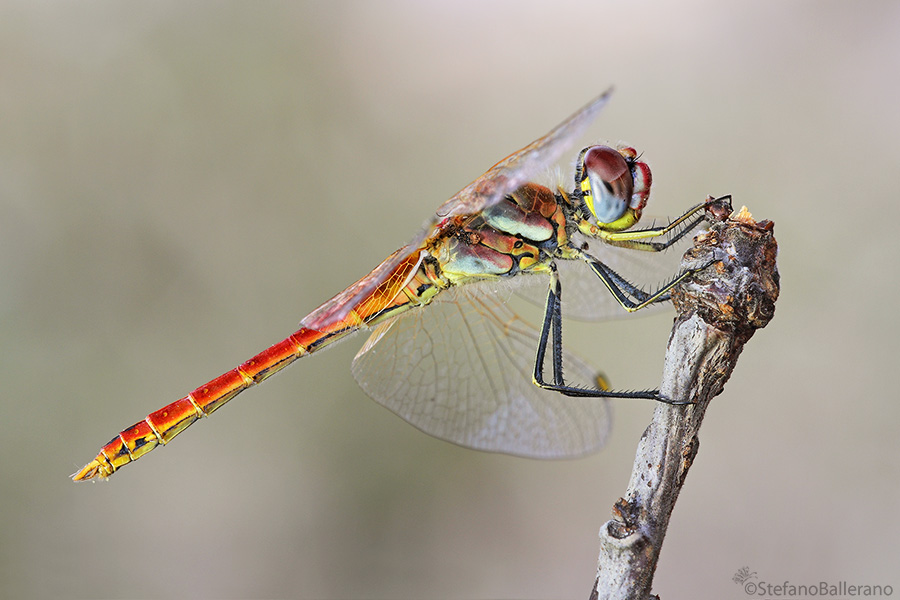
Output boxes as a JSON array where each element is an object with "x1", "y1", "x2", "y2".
[{"x1": 581, "y1": 146, "x2": 633, "y2": 223}]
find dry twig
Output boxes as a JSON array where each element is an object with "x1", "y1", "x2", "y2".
[{"x1": 592, "y1": 199, "x2": 780, "y2": 600}]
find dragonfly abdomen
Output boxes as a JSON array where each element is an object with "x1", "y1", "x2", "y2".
[
  {"x1": 70, "y1": 326, "x2": 349, "y2": 480},
  {"x1": 72, "y1": 250, "x2": 438, "y2": 480}
]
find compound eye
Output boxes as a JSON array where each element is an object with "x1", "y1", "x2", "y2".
[{"x1": 581, "y1": 146, "x2": 634, "y2": 224}]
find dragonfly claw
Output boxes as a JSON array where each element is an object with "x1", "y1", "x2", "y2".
[
  {"x1": 704, "y1": 195, "x2": 734, "y2": 222},
  {"x1": 653, "y1": 392, "x2": 692, "y2": 406}
]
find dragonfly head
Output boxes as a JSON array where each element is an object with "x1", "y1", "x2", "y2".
[{"x1": 575, "y1": 145, "x2": 652, "y2": 231}]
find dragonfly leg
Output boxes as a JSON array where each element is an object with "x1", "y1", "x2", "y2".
[
  {"x1": 591, "y1": 259, "x2": 669, "y2": 304},
  {"x1": 599, "y1": 195, "x2": 732, "y2": 252},
  {"x1": 572, "y1": 245, "x2": 715, "y2": 313},
  {"x1": 532, "y1": 263, "x2": 680, "y2": 402},
  {"x1": 534, "y1": 263, "x2": 565, "y2": 387},
  {"x1": 531, "y1": 197, "x2": 726, "y2": 404}
]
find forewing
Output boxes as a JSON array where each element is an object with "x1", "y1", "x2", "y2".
[
  {"x1": 434, "y1": 89, "x2": 613, "y2": 219},
  {"x1": 303, "y1": 90, "x2": 613, "y2": 329},
  {"x1": 351, "y1": 284, "x2": 611, "y2": 458},
  {"x1": 301, "y1": 247, "x2": 417, "y2": 329}
]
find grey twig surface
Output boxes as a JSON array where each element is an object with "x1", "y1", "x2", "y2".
[{"x1": 592, "y1": 200, "x2": 780, "y2": 600}]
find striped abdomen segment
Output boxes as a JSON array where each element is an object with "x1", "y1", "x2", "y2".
[{"x1": 72, "y1": 249, "x2": 436, "y2": 480}]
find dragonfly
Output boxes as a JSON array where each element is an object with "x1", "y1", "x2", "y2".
[{"x1": 72, "y1": 89, "x2": 717, "y2": 481}]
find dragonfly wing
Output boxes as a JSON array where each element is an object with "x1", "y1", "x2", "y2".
[
  {"x1": 303, "y1": 90, "x2": 614, "y2": 330},
  {"x1": 435, "y1": 89, "x2": 614, "y2": 219},
  {"x1": 350, "y1": 284, "x2": 611, "y2": 458},
  {"x1": 301, "y1": 246, "x2": 417, "y2": 329}
]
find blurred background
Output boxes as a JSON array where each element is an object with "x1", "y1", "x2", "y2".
[{"x1": 2, "y1": 1, "x2": 898, "y2": 598}]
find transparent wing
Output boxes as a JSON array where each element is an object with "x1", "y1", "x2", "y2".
[
  {"x1": 304, "y1": 90, "x2": 613, "y2": 330},
  {"x1": 351, "y1": 284, "x2": 611, "y2": 458},
  {"x1": 434, "y1": 89, "x2": 613, "y2": 219}
]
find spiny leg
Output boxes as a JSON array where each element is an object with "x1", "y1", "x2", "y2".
[
  {"x1": 534, "y1": 263, "x2": 565, "y2": 387},
  {"x1": 532, "y1": 263, "x2": 666, "y2": 402},
  {"x1": 579, "y1": 195, "x2": 731, "y2": 307},
  {"x1": 532, "y1": 245, "x2": 715, "y2": 402},
  {"x1": 529, "y1": 199, "x2": 727, "y2": 403},
  {"x1": 573, "y1": 246, "x2": 713, "y2": 313},
  {"x1": 589, "y1": 258, "x2": 670, "y2": 305},
  {"x1": 600, "y1": 195, "x2": 732, "y2": 252},
  {"x1": 550, "y1": 269, "x2": 564, "y2": 387},
  {"x1": 591, "y1": 258, "x2": 710, "y2": 313}
]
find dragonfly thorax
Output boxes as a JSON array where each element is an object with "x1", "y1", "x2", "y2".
[{"x1": 433, "y1": 183, "x2": 567, "y2": 284}]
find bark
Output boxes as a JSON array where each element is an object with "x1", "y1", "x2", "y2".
[{"x1": 592, "y1": 200, "x2": 780, "y2": 600}]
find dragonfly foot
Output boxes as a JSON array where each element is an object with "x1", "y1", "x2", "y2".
[
  {"x1": 653, "y1": 392, "x2": 692, "y2": 406},
  {"x1": 704, "y1": 194, "x2": 734, "y2": 221}
]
